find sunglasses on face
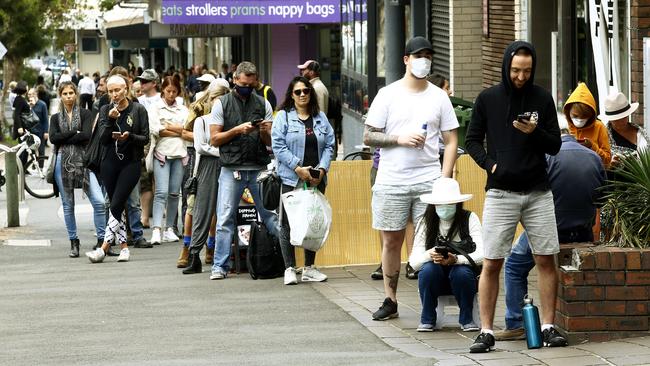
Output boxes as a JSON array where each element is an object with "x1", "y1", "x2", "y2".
[{"x1": 293, "y1": 88, "x2": 311, "y2": 97}]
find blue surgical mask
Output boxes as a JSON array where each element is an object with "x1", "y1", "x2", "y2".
[
  {"x1": 235, "y1": 84, "x2": 253, "y2": 98},
  {"x1": 435, "y1": 204, "x2": 457, "y2": 221}
]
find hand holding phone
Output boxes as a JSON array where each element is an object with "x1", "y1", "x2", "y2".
[
  {"x1": 309, "y1": 168, "x2": 321, "y2": 179},
  {"x1": 434, "y1": 246, "x2": 449, "y2": 259},
  {"x1": 112, "y1": 131, "x2": 122, "y2": 139},
  {"x1": 517, "y1": 113, "x2": 530, "y2": 123},
  {"x1": 251, "y1": 119, "x2": 264, "y2": 127}
]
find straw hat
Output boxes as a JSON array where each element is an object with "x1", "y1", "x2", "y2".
[
  {"x1": 598, "y1": 91, "x2": 638, "y2": 121},
  {"x1": 420, "y1": 178, "x2": 473, "y2": 205}
]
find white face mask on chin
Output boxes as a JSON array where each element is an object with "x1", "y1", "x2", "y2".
[
  {"x1": 410, "y1": 58, "x2": 432, "y2": 79},
  {"x1": 571, "y1": 117, "x2": 588, "y2": 128}
]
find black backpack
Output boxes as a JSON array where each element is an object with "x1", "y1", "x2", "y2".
[{"x1": 246, "y1": 221, "x2": 285, "y2": 279}]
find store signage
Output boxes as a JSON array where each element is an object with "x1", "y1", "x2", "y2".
[{"x1": 162, "y1": 0, "x2": 341, "y2": 24}]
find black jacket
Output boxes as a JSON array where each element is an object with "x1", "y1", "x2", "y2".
[
  {"x1": 12, "y1": 95, "x2": 30, "y2": 140},
  {"x1": 465, "y1": 41, "x2": 561, "y2": 192},
  {"x1": 99, "y1": 101, "x2": 149, "y2": 161},
  {"x1": 49, "y1": 108, "x2": 93, "y2": 149}
]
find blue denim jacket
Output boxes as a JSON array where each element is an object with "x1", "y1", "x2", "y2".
[{"x1": 271, "y1": 108, "x2": 335, "y2": 187}]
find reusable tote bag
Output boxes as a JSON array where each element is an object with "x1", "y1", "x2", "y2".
[{"x1": 280, "y1": 183, "x2": 332, "y2": 252}]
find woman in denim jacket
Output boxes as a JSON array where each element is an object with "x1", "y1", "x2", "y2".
[{"x1": 271, "y1": 76, "x2": 335, "y2": 285}]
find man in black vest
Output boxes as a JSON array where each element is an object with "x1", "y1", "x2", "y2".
[{"x1": 208, "y1": 61, "x2": 278, "y2": 280}]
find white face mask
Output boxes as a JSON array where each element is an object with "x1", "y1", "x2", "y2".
[
  {"x1": 435, "y1": 204, "x2": 457, "y2": 221},
  {"x1": 571, "y1": 117, "x2": 588, "y2": 128},
  {"x1": 410, "y1": 57, "x2": 431, "y2": 79}
]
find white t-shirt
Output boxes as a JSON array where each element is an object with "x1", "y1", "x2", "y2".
[
  {"x1": 138, "y1": 93, "x2": 162, "y2": 114},
  {"x1": 365, "y1": 81, "x2": 458, "y2": 185},
  {"x1": 78, "y1": 77, "x2": 95, "y2": 95},
  {"x1": 209, "y1": 97, "x2": 273, "y2": 127}
]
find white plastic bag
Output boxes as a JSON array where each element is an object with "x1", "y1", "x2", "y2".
[{"x1": 281, "y1": 185, "x2": 332, "y2": 252}]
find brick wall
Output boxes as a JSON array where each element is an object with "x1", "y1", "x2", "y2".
[
  {"x1": 556, "y1": 246, "x2": 650, "y2": 343},
  {"x1": 450, "y1": 0, "x2": 483, "y2": 101},
  {"x1": 630, "y1": 0, "x2": 650, "y2": 127},
  {"x1": 482, "y1": 0, "x2": 515, "y2": 88}
]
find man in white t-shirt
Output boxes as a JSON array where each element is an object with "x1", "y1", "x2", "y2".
[
  {"x1": 364, "y1": 36, "x2": 459, "y2": 321},
  {"x1": 137, "y1": 69, "x2": 162, "y2": 111},
  {"x1": 78, "y1": 73, "x2": 96, "y2": 110}
]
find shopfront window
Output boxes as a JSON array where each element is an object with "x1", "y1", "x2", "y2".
[{"x1": 341, "y1": 0, "x2": 369, "y2": 114}]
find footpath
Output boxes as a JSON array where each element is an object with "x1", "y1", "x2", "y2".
[{"x1": 1, "y1": 191, "x2": 649, "y2": 365}]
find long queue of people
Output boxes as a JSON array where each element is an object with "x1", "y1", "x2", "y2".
[{"x1": 9, "y1": 36, "x2": 648, "y2": 354}]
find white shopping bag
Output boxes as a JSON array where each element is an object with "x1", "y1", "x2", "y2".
[{"x1": 281, "y1": 185, "x2": 332, "y2": 252}]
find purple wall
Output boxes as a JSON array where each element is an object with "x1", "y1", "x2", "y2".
[{"x1": 270, "y1": 24, "x2": 302, "y2": 106}]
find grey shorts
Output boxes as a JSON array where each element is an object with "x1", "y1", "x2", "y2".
[
  {"x1": 371, "y1": 181, "x2": 431, "y2": 231},
  {"x1": 482, "y1": 189, "x2": 559, "y2": 259}
]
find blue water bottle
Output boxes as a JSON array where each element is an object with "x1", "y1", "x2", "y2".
[
  {"x1": 419, "y1": 123, "x2": 427, "y2": 149},
  {"x1": 522, "y1": 295, "x2": 542, "y2": 349}
]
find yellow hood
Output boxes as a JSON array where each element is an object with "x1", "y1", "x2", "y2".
[{"x1": 563, "y1": 82, "x2": 597, "y2": 115}]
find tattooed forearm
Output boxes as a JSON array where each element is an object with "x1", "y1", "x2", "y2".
[
  {"x1": 363, "y1": 125, "x2": 399, "y2": 147},
  {"x1": 385, "y1": 271, "x2": 399, "y2": 292}
]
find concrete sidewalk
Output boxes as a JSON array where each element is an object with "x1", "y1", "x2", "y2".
[{"x1": 1, "y1": 192, "x2": 650, "y2": 365}]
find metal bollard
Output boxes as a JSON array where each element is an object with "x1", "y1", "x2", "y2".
[{"x1": 5, "y1": 151, "x2": 20, "y2": 227}]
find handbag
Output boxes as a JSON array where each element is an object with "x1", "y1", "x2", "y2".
[
  {"x1": 21, "y1": 110, "x2": 40, "y2": 132},
  {"x1": 83, "y1": 121, "x2": 105, "y2": 175},
  {"x1": 257, "y1": 168, "x2": 281, "y2": 211},
  {"x1": 46, "y1": 153, "x2": 56, "y2": 184},
  {"x1": 280, "y1": 183, "x2": 332, "y2": 252},
  {"x1": 184, "y1": 153, "x2": 200, "y2": 195}
]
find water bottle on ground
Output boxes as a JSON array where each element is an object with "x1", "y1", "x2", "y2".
[{"x1": 522, "y1": 295, "x2": 542, "y2": 349}]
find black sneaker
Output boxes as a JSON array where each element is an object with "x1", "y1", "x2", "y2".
[
  {"x1": 469, "y1": 332, "x2": 495, "y2": 353},
  {"x1": 405, "y1": 263, "x2": 418, "y2": 279},
  {"x1": 542, "y1": 326, "x2": 568, "y2": 347},
  {"x1": 372, "y1": 297, "x2": 398, "y2": 320},
  {"x1": 133, "y1": 238, "x2": 153, "y2": 248},
  {"x1": 370, "y1": 264, "x2": 383, "y2": 280}
]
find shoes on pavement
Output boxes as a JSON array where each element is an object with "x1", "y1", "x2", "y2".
[
  {"x1": 205, "y1": 247, "x2": 214, "y2": 264},
  {"x1": 370, "y1": 264, "x2": 383, "y2": 280},
  {"x1": 405, "y1": 262, "x2": 418, "y2": 279},
  {"x1": 301, "y1": 266, "x2": 327, "y2": 282},
  {"x1": 417, "y1": 323, "x2": 434, "y2": 332},
  {"x1": 150, "y1": 228, "x2": 162, "y2": 245},
  {"x1": 117, "y1": 248, "x2": 130, "y2": 262},
  {"x1": 106, "y1": 246, "x2": 120, "y2": 257},
  {"x1": 209, "y1": 268, "x2": 227, "y2": 280},
  {"x1": 182, "y1": 253, "x2": 202, "y2": 275},
  {"x1": 542, "y1": 326, "x2": 568, "y2": 347},
  {"x1": 284, "y1": 267, "x2": 298, "y2": 285},
  {"x1": 85, "y1": 248, "x2": 106, "y2": 263},
  {"x1": 372, "y1": 297, "x2": 399, "y2": 320},
  {"x1": 177, "y1": 246, "x2": 190, "y2": 268},
  {"x1": 162, "y1": 227, "x2": 179, "y2": 243},
  {"x1": 133, "y1": 238, "x2": 153, "y2": 248},
  {"x1": 69, "y1": 239, "x2": 80, "y2": 258},
  {"x1": 469, "y1": 332, "x2": 495, "y2": 353},
  {"x1": 461, "y1": 322, "x2": 480, "y2": 332},
  {"x1": 494, "y1": 328, "x2": 526, "y2": 341}
]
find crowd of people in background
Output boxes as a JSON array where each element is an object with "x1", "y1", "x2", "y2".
[{"x1": 6, "y1": 35, "x2": 649, "y2": 354}]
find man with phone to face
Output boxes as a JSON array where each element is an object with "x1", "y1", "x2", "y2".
[
  {"x1": 208, "y1": 61, "x2": 278, "y2": 280},
  {"x1": 465, "y1": 41, "x2": 567, "y2": 352}
]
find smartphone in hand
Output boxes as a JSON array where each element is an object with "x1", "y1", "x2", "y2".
[
  {"x1": 309, "y1": 168, "x2": 321, "y2": 179},
  {"x1": 517, "y1": 113, "x2": 530, "y2": 123},
  {"x1": 251, "y1": 119, "x2": 264, "y2": 127},
  {"x1": 434, "y1": 246, "x2": 449, "y2": 259},
  {"x1": 112, "y1": 131, "x2": 122, "y2": 139}
]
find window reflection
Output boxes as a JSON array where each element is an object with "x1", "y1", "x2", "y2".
[{"x1": 341, "y1": 0, "x2": 369, "y2": 114}]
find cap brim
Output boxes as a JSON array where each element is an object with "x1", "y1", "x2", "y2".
[
  {"x1": 420, "y1": 193, "x2": 473, "y2": 205},
  {"x1": 408, "y1": 47, "x2": 434, "y2": 55},
  {"x1": 598, "y1": 102, "x2": 639, "y2": 121}
]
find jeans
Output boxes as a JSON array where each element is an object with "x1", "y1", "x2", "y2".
[
  {"x1": 418, "y1": 261, "x2": 477, "y2": 326},
  {"x1": 152, "y1": 158, "x2": 184, "y2": 229},
  {"x1": 504, "y1": 232, "x2": 536, "y2": 329},
  {"x1": 212, "y1": 167, "x2": 279, "y2": 273},
  {"x1": 55, "y1": 154, "x2": 106, "y2": 240},
  {"x1": 127, "y1": 181, "x2": 144, "y2": 241}
]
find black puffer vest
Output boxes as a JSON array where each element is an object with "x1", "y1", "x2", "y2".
[{"x1": 219, "y1": 91, "x2": 270, "y2": 167}]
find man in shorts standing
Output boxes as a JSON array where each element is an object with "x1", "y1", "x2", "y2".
[
  {"x1": 364, "y1": 36, "x2": 459, "y2": 320},
  {"x1": 464, "y1": 41, "x2": 567, "y2": 352}
]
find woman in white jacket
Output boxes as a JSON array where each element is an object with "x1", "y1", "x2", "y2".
[{"x1": 408, "y1": 178, "x2": 483, "y2": 332}]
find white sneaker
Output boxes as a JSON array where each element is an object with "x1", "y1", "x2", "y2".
[
  {"x1": 162, "y1": 228, "x2": 179, "y2": 243},
  {"x1": 150, "y1": 228, "x2": 162, "y2": 245},
  {"x1": 117, "y1": 248, "x2": 130, "y2": 262},
  {"x1": 301, "y1": 266, "x2": 328, "y2": 282},
  {"x1": 85, "y1": 248, "x2": 105, "y2": 263},
  {"x1": 209, "y1": 269, "x2": 227, "y2": 280},
  {"x1": 284, "y1": 267, "x2": 298, "y2": 285}
]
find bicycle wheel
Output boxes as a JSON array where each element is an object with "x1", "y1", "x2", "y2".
[{"x1": 23, "y1": 151, "x2": 55, "y2": 199}]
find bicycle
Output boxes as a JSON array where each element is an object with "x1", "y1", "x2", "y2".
[{"x1": 0, "y1": 131, "x2": 55, "y2": 199}]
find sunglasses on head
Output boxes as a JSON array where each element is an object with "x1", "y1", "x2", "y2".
[{"x1": 293, "y1": 88, "x2": 311, "y2": 96}]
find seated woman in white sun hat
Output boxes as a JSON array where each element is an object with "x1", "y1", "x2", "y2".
[{"x1": 408, "y1": 177, "x2": 484, "y2": 332}]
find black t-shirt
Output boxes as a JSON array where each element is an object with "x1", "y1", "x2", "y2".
[
  {"x1": 113, "y1": 103, "x2": 135, "y2": 161},
  {"x1": 302, "y1": 116, "x2": 319, "y2": 168}
]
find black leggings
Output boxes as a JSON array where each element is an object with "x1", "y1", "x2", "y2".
[{"x1": 100, "y1": 154, "x2": 140, "y2": 244}]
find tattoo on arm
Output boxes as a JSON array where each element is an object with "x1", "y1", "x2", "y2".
[
  {"x1": 363, "y1": 126, "x2": 399, "y2": 147},
  {"x1": 385, "y1": 271, "x2": 400, "y2": 292}
]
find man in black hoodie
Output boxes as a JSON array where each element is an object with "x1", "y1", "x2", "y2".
[{"x1": 465, "y1": 41, "x2": 567, "y2": 352}]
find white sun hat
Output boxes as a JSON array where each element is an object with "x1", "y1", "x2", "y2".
[
  {"x1": 420, "y1": 177, "x2": 473, "y2": 205},
  {"x1": 598, "y1": 91, "x2": 639, "y2": 121}
]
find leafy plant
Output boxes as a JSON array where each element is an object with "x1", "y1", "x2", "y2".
[{"x1": 601, "y1": 149, "x2": 650, "y2": 248}]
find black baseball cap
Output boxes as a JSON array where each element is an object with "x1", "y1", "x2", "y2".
[{"x1": 405, "y1": 36, "x2": 434, "y2": 55}]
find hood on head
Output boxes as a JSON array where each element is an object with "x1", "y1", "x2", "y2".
[
  {"x1": 501, "y1": 41, "x2": 537, "y2": 94},
  {"x1": 563, "y1": 82, "x2": 597, "y2": 116}
]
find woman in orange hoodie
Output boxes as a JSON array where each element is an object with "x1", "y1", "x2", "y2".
[{"x1": 563, "y1": 83, "x2": 612, "y2": 168}]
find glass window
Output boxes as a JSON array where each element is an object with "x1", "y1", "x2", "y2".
[{"x1": 341, "y1": 0, "x2": 369, "y2": 114}]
